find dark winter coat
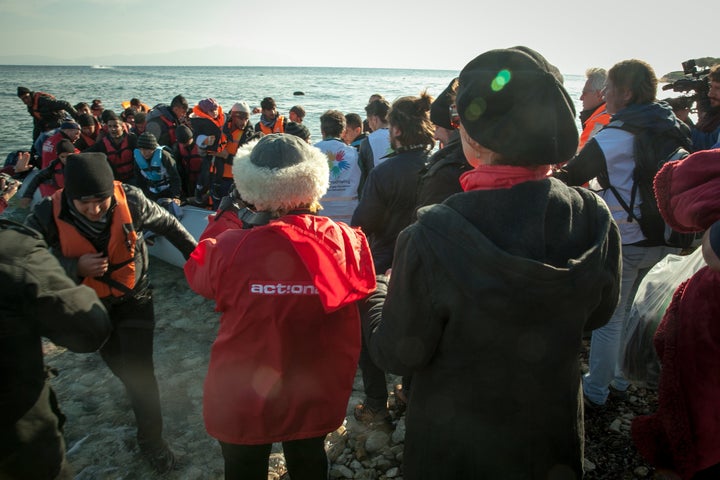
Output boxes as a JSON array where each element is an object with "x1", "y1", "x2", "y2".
[
  {"x1": 351, "y1": 148, "x2": 430, "y2": 272},
  {"x1": 414, "y1": 139, "x2": 472, "y2": 214},
  {"x1": 363, "y1": 178, "x2": 621, "y2": 479},
  {"x1": 0, "y1": 220, "x2": 110, "y2": 479}
]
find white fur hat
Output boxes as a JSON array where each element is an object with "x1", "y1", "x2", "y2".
[{"x1": 233, "y1": 134, "x2": 329, "y2": 212}]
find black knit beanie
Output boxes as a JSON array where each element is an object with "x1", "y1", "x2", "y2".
[
  {"x1": 64, "y1": 153, "x2": 115, "y2": 200},
  {"x1": 17, "y1": 86, "x2": 31, "y2": 97},
  {"x1": 285, "y1": 121, "x2": 311, "y2": 142},
  {"x1": 456, "y1": 46, "x2": 578, "y2": 165}
]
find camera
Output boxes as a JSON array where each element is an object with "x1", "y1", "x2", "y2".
[
  {"x1": 662, "y1": 59, "x2": 710, "y2": 94},
  {"x1": 0, "y1": 173, "x2": 20, "y2": 193},
  {"x1": 662, "y1": 59, "x2": 712, "y2": 112}
]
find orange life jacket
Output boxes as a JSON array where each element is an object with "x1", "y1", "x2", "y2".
[
  {"x1": 52, "y1": 183, "x2": 137, "y2": 298},
  {"x1": 191, "y1": 105, "x2": 227, "y2": 154},
  {"x1": 209, "y1": 157, "x2": 234, "y2": 180},
  {"x1": 578, "y1": 103, "x2": 611, "y2": 151},
  {"x1": 121, "y1": 100, "x2": 152, "y2": 113},
  {"x1": 223, "y1": 124, "x2": 244, "y2": 156},
  {"x1": 30, "y1": 91, "x2": 56, "y2": 120},
  {"x1": 258, "y1": 115, "x2": 286, "y2": 135}
]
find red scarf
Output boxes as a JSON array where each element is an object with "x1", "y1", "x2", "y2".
[{"x1": 459, "y1": 164, "x2": 552, "y2": 191}]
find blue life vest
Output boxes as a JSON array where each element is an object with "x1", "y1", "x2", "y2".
[{"x1": 134, "y1": 148, "x2": 169, "y2": 194}]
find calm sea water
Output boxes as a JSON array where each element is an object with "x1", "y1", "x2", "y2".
[{"x1": 0, "y1": 65, "x2": 586, "y2": 155}]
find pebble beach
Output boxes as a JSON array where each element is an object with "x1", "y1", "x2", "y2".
[{"x1": 40, "y1": 255, "x2": 658, "y2": 480}]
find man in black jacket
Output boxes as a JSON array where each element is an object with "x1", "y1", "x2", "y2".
[
  {"x1": 17, "y1": 86, "x2": 79, "y2": 142},
  {"x1": 25, "y1": 153, "x2": 197, "y2": 474},
  {"x1": 0, "y1": 219, "x2": 111, "y2": 479}
]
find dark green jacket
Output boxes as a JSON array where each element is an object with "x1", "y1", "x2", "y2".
[{"x1": 0, "y1": 220, "x2": 110, "y2": 477}]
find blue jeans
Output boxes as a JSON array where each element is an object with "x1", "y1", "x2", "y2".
[{"x1": 583, "y1": 244, "x2": 677, "y2": 405}]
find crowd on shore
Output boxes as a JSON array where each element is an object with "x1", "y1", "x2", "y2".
[{"x1": 2, "y1": 47, "x2": 720, "y2": 480}]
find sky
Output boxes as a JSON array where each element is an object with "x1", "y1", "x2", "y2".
[{"x1": 0, "y1": 0, "x2": 715, "y2": 77}]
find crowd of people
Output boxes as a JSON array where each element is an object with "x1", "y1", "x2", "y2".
[{"x1": 2, "y1": 48, "x2": 720, "y2": 480}]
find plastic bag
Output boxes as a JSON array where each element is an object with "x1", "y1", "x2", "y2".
[{"x1": 621, "y1": 247, "x2": 706, "y2": 388}]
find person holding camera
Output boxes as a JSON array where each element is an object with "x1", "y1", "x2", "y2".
[
  {"x1": 0, "y1": 174, "x2": 20, "y2": 214},
  {"x1": 691, "y1": 64, "x2": 720, "y2": 151}
]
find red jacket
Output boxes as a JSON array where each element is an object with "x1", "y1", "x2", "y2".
[
  {"x1": 185, "y1": 214, "x2": 376, "y2": 444},
  {"x1": 632, "y1": 149, "x2": 720, "y2": 478},
  {"x1": 40, "y1": 130, "x2": 70, "y2": 170}
]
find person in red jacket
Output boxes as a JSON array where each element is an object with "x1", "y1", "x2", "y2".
[
  {"x1": 632, "y1": 149, "x2": 720, "y2": 480},
  {"x1": 185, "y1": 134, "x2": 376, "y2": 480}
]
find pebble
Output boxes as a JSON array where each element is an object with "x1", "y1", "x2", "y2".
[
  {"x1": 365, "y1": 430, "x2": 390, "y2": 454},
  {"x1": 634, "y1": 465, "x2": 650, "y2": 477}
]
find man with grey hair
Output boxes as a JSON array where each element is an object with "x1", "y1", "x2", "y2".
[{"x1": 578, "y1": 67, "x2": 611, "y2": 150}]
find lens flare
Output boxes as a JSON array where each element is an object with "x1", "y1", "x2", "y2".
[
  {"x1": 466, "y1": 98, "x2": 487, "y2": 121},
  {"x1": 491, "y1": 69, "x2": 512, "y2": 92}
]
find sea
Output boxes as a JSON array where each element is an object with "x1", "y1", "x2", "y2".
[{"x1": 0, "y1": 65, "x2": 587, "y2": 156}]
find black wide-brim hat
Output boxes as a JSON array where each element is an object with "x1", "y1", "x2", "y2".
[{"x1": 456, "y1": 46, "x2": 578, "y2": 165}]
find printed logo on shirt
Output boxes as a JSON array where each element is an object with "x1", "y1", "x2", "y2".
[
  {"x1": 325, "y1": 150, "x2": 350, "y2": 179},
  {"x1": 250, "y1": 281, "x2": 319, "y2": 296}
]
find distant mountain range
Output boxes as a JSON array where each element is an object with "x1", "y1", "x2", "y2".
[{"x1": 0, "y1": 45, "x2": 297, "y2": 67}]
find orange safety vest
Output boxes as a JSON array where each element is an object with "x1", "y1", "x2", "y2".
[
  {"x1": 52, "y1": 182, "x2": 138, "y2": 298},
  {"x1": 258, "y1": 115, "x2": 286, "y2": 135},
  {"x1": 578, "y1": 103, "x2": 611, "y2": 151}
]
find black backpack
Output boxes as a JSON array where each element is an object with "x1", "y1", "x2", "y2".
[{"x1": 603, "y1": 120, "x2": 695, "y2": 248}]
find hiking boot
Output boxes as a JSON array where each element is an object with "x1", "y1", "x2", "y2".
[
  {"x1": 140, "y1": 440, "x2": 176, "y2": 474},
  {"x1": 353, "y1": 403, "x2": 391, "y2": 426}
]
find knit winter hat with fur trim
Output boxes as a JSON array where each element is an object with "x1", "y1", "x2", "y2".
[
  {"x1": 456, "y1": 46, "x2": 577, "y2": 165},
  {"x1": 233, "y1": 134, "x2": 329, "y2": 212}
]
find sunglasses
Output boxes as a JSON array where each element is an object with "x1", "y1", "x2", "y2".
[{"x1": 449, "y1": 104, "x2": 460, "y2": 129}]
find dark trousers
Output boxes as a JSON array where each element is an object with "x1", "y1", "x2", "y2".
[
  {"x1": 359, "y1": 337, "x2": 388, "y2": 410},
  {"x1": 358, "y1": 295, "x2": 388, "y2": 410},
  {"x1": 219, "y1": 436, "x2": 328, "y2": 480},
  {"x1": 99, "y1": 291, "x2": 164, "y2": 449}
]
